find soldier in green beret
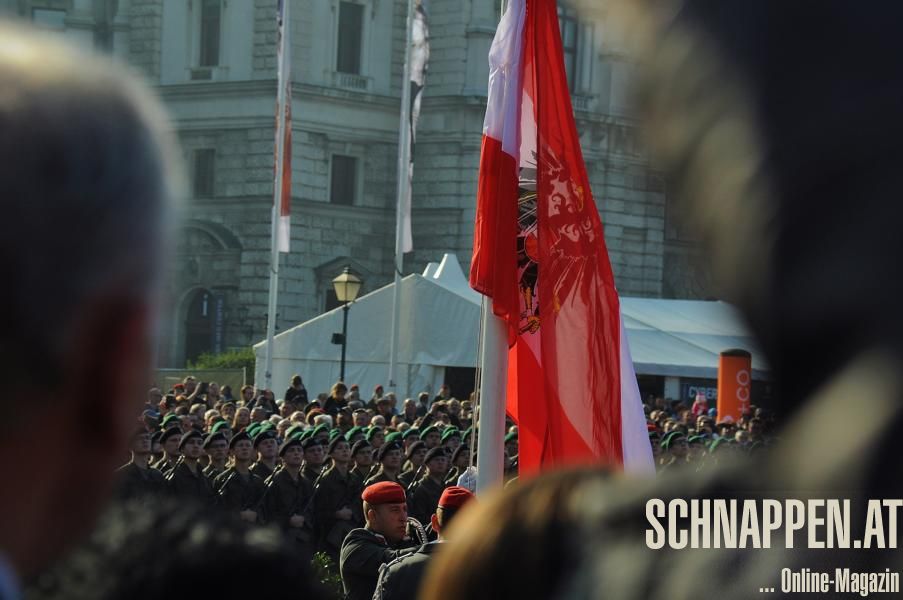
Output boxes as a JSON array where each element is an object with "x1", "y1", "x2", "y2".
[
  {"x1": 300, "y1": 437, "x2": 328, "y2": 488},
  {"x1": 116, "y1": 428, "x2": 166, "y2": 503},
  {"x1": 399, "y1": 441, "x2": 427, "y2": 490},
  {"x1": 263, "y1": 437, "x2": 316, "y2": 562},
  {"x1": 364, "y1": 441, "x2": 404, "y2": 488},
  {"x1": 407, "y1": 447, "x2": 450, "y2": 527},
  {"x1": 350, "y1": 440, "x2": 374, "y2": 484},
  {"x1": 214, "y1": 431, "x2": 266, "y2": 523},
  {"x1": 345, "y1": 425, "x2": 366, "y2": 444},
  {"x1": 420, "y1": 426, "x2": 441, "y2": 449},
  {"x1": 316, "y1": 436, "x2": 365, "y2": 561},
  {"x1": 440, "y1": 428, "x2": 461, "y2": 454},
  {"x1": 250, "y1": 429, "x2": 280, "y2": 480},
  {"x1": 202, "y1": 432, "x2": 229, "y2": 480},
  {"x1": 165, "y1": 430, "x2": 217, "y2": 506},
  {"x1": 152, "y1": 427, "x2": 182, "y2": 475}
]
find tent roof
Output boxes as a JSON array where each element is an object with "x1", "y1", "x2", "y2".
[{"x1": 255, "y1": 254, "x2": 769, "y2": 381}]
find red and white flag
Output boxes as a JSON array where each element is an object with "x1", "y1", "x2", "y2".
[
  {"x1": 274, "y1": 0, "x2": 292, "y2": 253},
  {"x1": 470, "y1": 0, "x2": 654, "y2": 475}
]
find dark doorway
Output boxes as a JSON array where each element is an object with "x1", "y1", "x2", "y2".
[
  {"x1": 443, "y1": 367, "x2": 477, "y2": 402},
  {"x1": 185, "y1": 289, "x2": 214, "y2": 365}
]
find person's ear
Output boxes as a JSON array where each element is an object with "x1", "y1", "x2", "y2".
[{"x1": 431, "y1": 513, "x2": 440, "y2": 534}]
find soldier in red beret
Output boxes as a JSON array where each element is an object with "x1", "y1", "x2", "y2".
[
  {"x1": 339, "y1": 481, "x2": 417, "y2": 600},
  {"x1": 373, "y1": 486, "x2": 475, "y2": 600}
]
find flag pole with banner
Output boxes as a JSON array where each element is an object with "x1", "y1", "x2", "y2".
[
  {"x1": 388, "y1": 0, "x2": 429, "y2": 393},
  {"x1": 471, "y1": 0, "x2": 654, "y2": 478},
  {"x1": 263, "y1": 0, "x2": 292, "y2": 391}
]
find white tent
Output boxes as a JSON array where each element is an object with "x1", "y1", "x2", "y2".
[
  {"x1": 255, "y1": 254, "x2": 768, "y2": 399},
  {"x1": 255, "y1": 254, "x2": 482, "y2": 400}
]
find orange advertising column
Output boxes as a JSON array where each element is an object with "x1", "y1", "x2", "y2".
[{"x1": 717, "y1": 349, "x2": 752, "y2": 422}]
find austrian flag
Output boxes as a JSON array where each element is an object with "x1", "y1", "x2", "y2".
[{"x1": 470, "y1": 0, "x2": 654, "y2": 475}]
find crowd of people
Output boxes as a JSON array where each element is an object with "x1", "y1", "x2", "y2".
[{"x1": 115, "y1": 375, "x2": 503, "y2": 598}]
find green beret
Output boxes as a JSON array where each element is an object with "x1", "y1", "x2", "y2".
[
  {"x1": 253, "y1": 429, "x2": 277, "y2": 448},
  {"x1": 278, "y1": 437, "x2": 303, "y2": 457},
  {"x1": 203, "y1": 432, "x2": 227, "y2": 449},
  {"x1": 402, "y1": 427, "x2": 420, "y2": 439},
  {"x1": 179, "y1": 430, "x2": 204, "y2": 450},
  {"x1": 385, "y1": 431, "x2": 403, "y2": 444},
  {"x1": 311, "y1": 424, "x2": 329, "y2": 438},
  {"x1": 161, "y1": 414, "x2": 181, "y2": 430},
  {"x1": 462, "y1": 427, "x2": 474, "y2": 442},
  {"x1": 246, "y1": 423, "x2": 262, "y2": 438},
  {"x1": 258, "y1": 421, "x2": 275, "y2": 432},
  {"x1": 661, "y1": 431, "x2": 686, "y2": 450},
  {"x1": 708, "y1": 437, "x2": 731, "y2": 454},
  {"x1": 365, "y1": 427, "x2": 384, "y2": 441},
  {"x1": 299, "y1": 429, "x2": 315, "y2": 441},
  {"x1": 160, "y1": 427, "x2": 182, "y2": 444},
  {"x1": 329, "y1": 428, "x2": 342, "y2": 441},
  {"x1": 687, "y1": 435, "x2": 707, "y2": 445},
  {"x1": 345, "y1": 426, "x2": 365, "y2": 441},
  {"x1": 504, "y1": 432, "x2": 518, "y2": 444},
  {"x1": 419, "y1": 425, "x2": 438, "y2": 439},
  {"x1": 211, "y1": 421, "x2": 232, "y2": 434},
  {"x1": 441, "y1": 428, "x2": 461, "y2": 444},
  {"x1": 284, "y1": 424, "x2": 305, "y2": 439},
  {"x1": 288, "y1": 429, "x2": 305, "y2": 442},
  {"x1": 229, "y1": 431, "x2": 252, "y2": 449}
]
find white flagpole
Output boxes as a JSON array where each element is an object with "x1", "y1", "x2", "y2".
[
  {"x1": 475, "y1": 0, "x2": 510, "y2": 496},
  {"x1": 264, "y1": 0, "x2": 291, "y2": 393},
  {"x1": 388, "y1": 0, "x2": 416, "y2": 395}
]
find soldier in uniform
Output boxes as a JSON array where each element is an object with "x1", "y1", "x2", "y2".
[
  {"x1": 300, "y1": 437, "x2": 328, "y2": 488},
  {"x1": 214, "y1": 431, "x2": 266, "y2": 523},
  {"x1": 364, "y1": 441, "x2": 404, "y2": 488},
  {"x1": 398, "y1": 441, "x2": 427, "y2": 489},
  {"x1": 407, "y1": 447, "x2": 449, "y2": 527},
  {"x1": 419, "y1": 426, "x2": 441, "y2": 449},
  {"x1": 339, "y1": 482, "x2": 415, "y2": 600},
  {"x1": 165, "y1": 430, "x2": 217, "y2": 506},
  {"x1": 202, "y1": 431, "x2": 229, "y2": 480},
  {"x1": 374, "y1": 487, "x2": 474, "y2": 600},
  {"x1": 151, "y1": 427, "x2": 181, "y2": 475},
  {"x1": 115, "y1": 427, "x2": 166, "y2": 502},
  {"x1": 263, "y1": 436, "x2": 316, "y2": 562},
  {"x1": 444, "y1": 444, "x2": 470, "y2": 486},
  {"x1": 250, "y1": 429, "x2": 279, "y2": 480},
  {"x1": 315, "y1": 436, "x2": 365, "y2": 561},
  {"x1": 349, "y1": 440, "x2": 373, "y2": 483},
  {"x1": 439, "y1": 428, "x2": 461, "y2": 454}
]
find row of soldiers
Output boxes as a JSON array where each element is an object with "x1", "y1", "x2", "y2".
[{"x1": 115, "y1": 416, "x2": 497, "y2": 563}]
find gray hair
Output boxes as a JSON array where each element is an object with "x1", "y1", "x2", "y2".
[
  {"x1": 0, "y1": 24, "x2": 179, "y2": 389},
  {"x1": 313, "y1": 414, "x2": 333, "y2": 428}
]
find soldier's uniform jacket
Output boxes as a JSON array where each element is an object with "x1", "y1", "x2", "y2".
[
  {"x1": 397, "y1": 468, "x2": 422, "y2": 490},
  {"x1": 203, "y1": 463, "x2": 226, "y2": 482},
  {"x1": 166, "y1": 460, "x2": 217, "y2": 506},
  {"x1": 115, "y1": 462, "x2": 166, "y2": 502},
  {"x1": 152, "y1": 456, "x2": 178, "y2": 476},
  {"x1": 300, "y1": 463, "x2": 324, "y2": 489},
  {"x1": 363, "y1": 469, "x2": 397, "y2": 490},
  {"x1": 250, "y1": 461, "x2": 275, "y2": 480},
  {"x1": 214, "y1": 467, "x2": 266, "y2": 517},
  {"x1": 315, "y1": 465, "x2": 364, "y2": 552},
  {"x1": 339, "y1": 528, "x2": 414, "y2": 600},
  {"x1": 373, "y1": 541, "x2": 443, "y2": 600},
  {"x1": 407, "y1": 476, "x2": 448, "y2": 527},
  {"x1": 262, "y1": 467, "x2": 315, "y2": 543},
  {"x1": 349, "y1": 465, "x2": 372, "y2": 485}
]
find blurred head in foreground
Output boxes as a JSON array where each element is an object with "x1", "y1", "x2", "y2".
[
  {"x1": 421, "y1": 468, "x2": 610, "y2": 600},
  {"x1": 0, "y1": 22, "x2": 176, "y2": 577}
]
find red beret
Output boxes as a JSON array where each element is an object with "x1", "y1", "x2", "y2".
[
  {"x1": 438, "y1": 486, "x2": 475, "y2": 511},
  {"x1": 362, "y1": 481, "x2": 406, "y2": 505}
]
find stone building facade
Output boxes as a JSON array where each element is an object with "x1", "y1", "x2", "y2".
[{"x1": 3, "y1": 0, "x2": 708, "y2": 368}]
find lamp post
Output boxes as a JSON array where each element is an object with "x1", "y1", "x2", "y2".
[{"x1": 332, "y1": 266, "x2": 362, "y2": 382}]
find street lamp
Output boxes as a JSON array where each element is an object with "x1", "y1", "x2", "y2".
[{"x1": 332, "y1": 266, "x2": 362, "y2": 382}]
